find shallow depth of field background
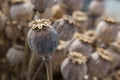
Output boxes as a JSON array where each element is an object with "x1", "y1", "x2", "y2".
[{"x1": 1, "y1": 0, "x2": 120, "y2": 80}]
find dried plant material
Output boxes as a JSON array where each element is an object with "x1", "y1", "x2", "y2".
[
  {"x1": 72, "y1": 11, "x2": 88, "y2": 22},
  {"x1": 89, "y1": 0, "x2": 104, "y2": 15},
  {"x1": 97, "y1": 48, "x2": 113, "y2": 62},
  {"x1": 52, "y1": 3, "x2": 66, "y2": 19},
  {"x1": 28, "y1": 19, "x2": 51, "y2": 30},
  {"x1": 57, "y1": 40, "x2": 66, "y2": 50},
  {"x1": 28, "y1": 19, "x2": 58, "y2": 56},
  {"x1": 110, "y1": 40, "x2": 120, "y2": 52},
  {"x1": 68, "y1": 52, "x2": 87, "y2": 64},
  {"x1": 84, "y1": 30, "x2": 97, "y2": 42},
  {"x1": 73, "y1": 32, "x2": 95, "y2": 44},
  {"x1": 102, "y1": 16, "x2": 117, "y2": 23},
  {"x1": 73, "y1": 32, "x2": 82, "y2": 39},
  {"x1": 63, "y1": 15, "x2": 75, "y2": 24},
  {"x1": 79, "y1": 34, "x2": 95, "y2": 44}
]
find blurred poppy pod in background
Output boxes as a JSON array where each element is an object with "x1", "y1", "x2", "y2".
[
  {"x1": 10, "y1": 2, "x2": 33, "y2": 22},
  {"x1": 61, "y1": 52, "x2": 87, "y2": 80},
  {"x1": 89, "y1": 0, "x2": 105, "y2": 16},
  {"x1": 87, "y1": 48, "x2": 112, "y2": 79},
  {"x1": 31, "y1": 0, "x2": 53, "y2": 13},
  {"x1": 5, "y1": 21, "x2": 21, "y2": 42},
  {"x1": 95, "y1": 16, "x2": 119, "y2": 44},
  {"x1": 61, "y1": 0, "x2": 84, "y2": 13},
  {"x1": 52, "y1": 3, "x2": 66, "y2": 20},
  {"x1": 72, "y1": 11, "x2": 88, "y2": 33},
  {"x1": 53, "y1": 15, "x2": 77, "y2": 41},
  {"x1": 28, "y1": 19, "x2": 58, "y2": 56},
  {"x1": 68, "y1": 33, "x2": 93, "y2": 59},
  {"x1": 6, "y1": 45, "x2": 24, "y2": 67}
]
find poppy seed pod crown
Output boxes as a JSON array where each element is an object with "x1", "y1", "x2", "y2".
[{"x1": 28, "y1": 19, "x2": 58, "y2": 56}]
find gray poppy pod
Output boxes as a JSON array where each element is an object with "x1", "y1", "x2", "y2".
[
  {"x1": 89, "y1": 0, "x2": 104, "y2": 16},
  {"x1": 87, "y1": 48, "x2": 112, "y2": 78},
  {"x1": 69, "y1": 39, "x2": 93, "y2": 59},
  {"x1": 28, "y1": 19, "x2": 58, "y2": 56},
  {"x1": 5, "y1": 21, "x2": 21, "y2": 41},
  {"x1": 61, "y1": 52, "x2": 87, "y2": 80},
  {"x1": 107, "y1": 48, "x2": 120, "y2": 71},
  {"x1": 10, "y1": 2, "x2": 33, "y2": 21},
  {"x1": 95, "y1": 17, "x2": 119, "y2": 43},
  {"x1": 6, "y1": 45, "x2": 24, "y2": 66},
  {"x1": 31, "y1": 0, "x2": 53, "y2": 13},
  {"x1": 72, "y1": 11, "x2": 88, "y2": 33},
  {"x1": 68, "y1": 32, "x2": 94, "y2": 59},
  {"x1": 53, "y1": 15, "x2": 77, "y2": 41},
  {"x1": 0, "y1": 11, "x2": 7, "y2": 31}
]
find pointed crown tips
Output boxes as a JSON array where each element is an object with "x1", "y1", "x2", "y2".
[
  {"x1": 28, "y1": 19, "x2": 51, "y2": 30},
  {"x1": 68, "y1": 52, "x2": 87, "y2": 64},
  {"x1": 97, "y1": 48, "x2": 113, "y2": 62}
]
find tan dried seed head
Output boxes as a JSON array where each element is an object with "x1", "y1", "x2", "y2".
[
  {"x1": 28, "y1": 19, "x2": 51, "y2": 30},
  {"x1": 68, "y1": 52, "x2": 87, "y2": 64},
  {"x1": 97, "y1": 48, "x2": 113, "y2": 62}
]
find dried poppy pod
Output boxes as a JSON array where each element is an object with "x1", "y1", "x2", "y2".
[
  {"x1": 0, "y1": 11, "x2": 7, "y2": 31},
  {"x1": 10, "y1": 2, "x2": 33, "y2": 22},
  {"x1": 53, "y1": 15, "x2": 77, "y2": 41},
  {"x1": 31, "y1": 0, "x2": 53, "y2": 13},
  {"x1": 28, "y1": 19, "x2": 58, "y2": 56},
  {"x1": 5, "y1": 21, "x2": 21, "y2": 42},
  {"x1": 61, "y1": 52, "x2": 87, "y2": 80},
  {"x1": 110, "y1": 40, "x2": 120, "y2": 53},
  {"x1": 52, "y1": 3, "x2": 66, "y2": 19},
  {"x1": 88, "y1": 0, "x2": 104, "y2": 16},
  {"x1": 87, "y1": 48, "x2": 112, "y2": 79},
  {"x1": 107, "y1": 48, "x2": 120, "y2": 71},
  {"x1": 61, "y1": 0, "x2": 84, "y2": 12},
  {"x1": 68, "y1": 33, "x2": 93, "y2": 59},
  {"x1": 6, "y1": 45, "x2": 24, "y2": 66},
  {"x1": 95, "y1": 16, "x2": 119, "y2": 43},
  {"x1": 72, "y1": 11, "x2": 88, "y2": 33}
]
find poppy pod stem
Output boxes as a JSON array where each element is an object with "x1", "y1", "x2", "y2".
[
  {"x1": 44, "y1": 55, "x2": 53, "y2": 80},
  {"x1": 31, "y1": 57, "x2": 44, "y2": 80}
]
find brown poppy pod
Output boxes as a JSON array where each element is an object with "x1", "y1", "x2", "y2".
[
  {"x1": 68, "y1": 32, "x2": 94, "y2": 59},
  {"x1": 31, "y1": 0, "x2": 53, "y2": 13},
  {"x1": 72, "y1": 11, "x2": 88, "y2": 33},
  {"x1": 88, "y1": 0, "x2": 105, "y2": 16},
  {"x1": 10, "y1": 2, "x2": 33, "y2": 22},
  {"x1": 6, "y1": 45, "x2": 24, "y2": 66},
  {"x1": 95, "y1": 17, "x2": 119, "y2": 43},
  {"x1": 61, "y1": 0, "x2": 84, "y2": 12},
  {"x1": 87, "y1": 48, "x2": 112, "y2": 79},
  {"x1": 0, "y1": 11, "x2": 7, "y2": 31},
  {"x1": 61, "y1": 52, "x2": 87, "y2": 80},
  {"x1": 28, "y1": 19, "x2": 58, "y2": 56},
  {"x1": 52, "y1": 3, "x2": 66, "y2": 20},
  {"x1": 53, "y1": 15, "x2": 77, "y2": 41},
  {"x1": 5, "y1": 21, "x2": 21, "y2": 41}
]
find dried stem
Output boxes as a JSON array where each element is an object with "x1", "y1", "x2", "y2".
[
  {"x1": 32, "y1": 60, "x2": 44, "y2": 80},
  {"x1": 26, "y1": 53, "x2": 36, "y2": 80},
  {"x1": 44, "y1": 56, "x2": 53, "y2": 80}
]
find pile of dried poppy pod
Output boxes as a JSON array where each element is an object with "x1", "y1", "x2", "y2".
[{"x1": 1, "y1": 0, "x2": 120, "y2": 80}]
